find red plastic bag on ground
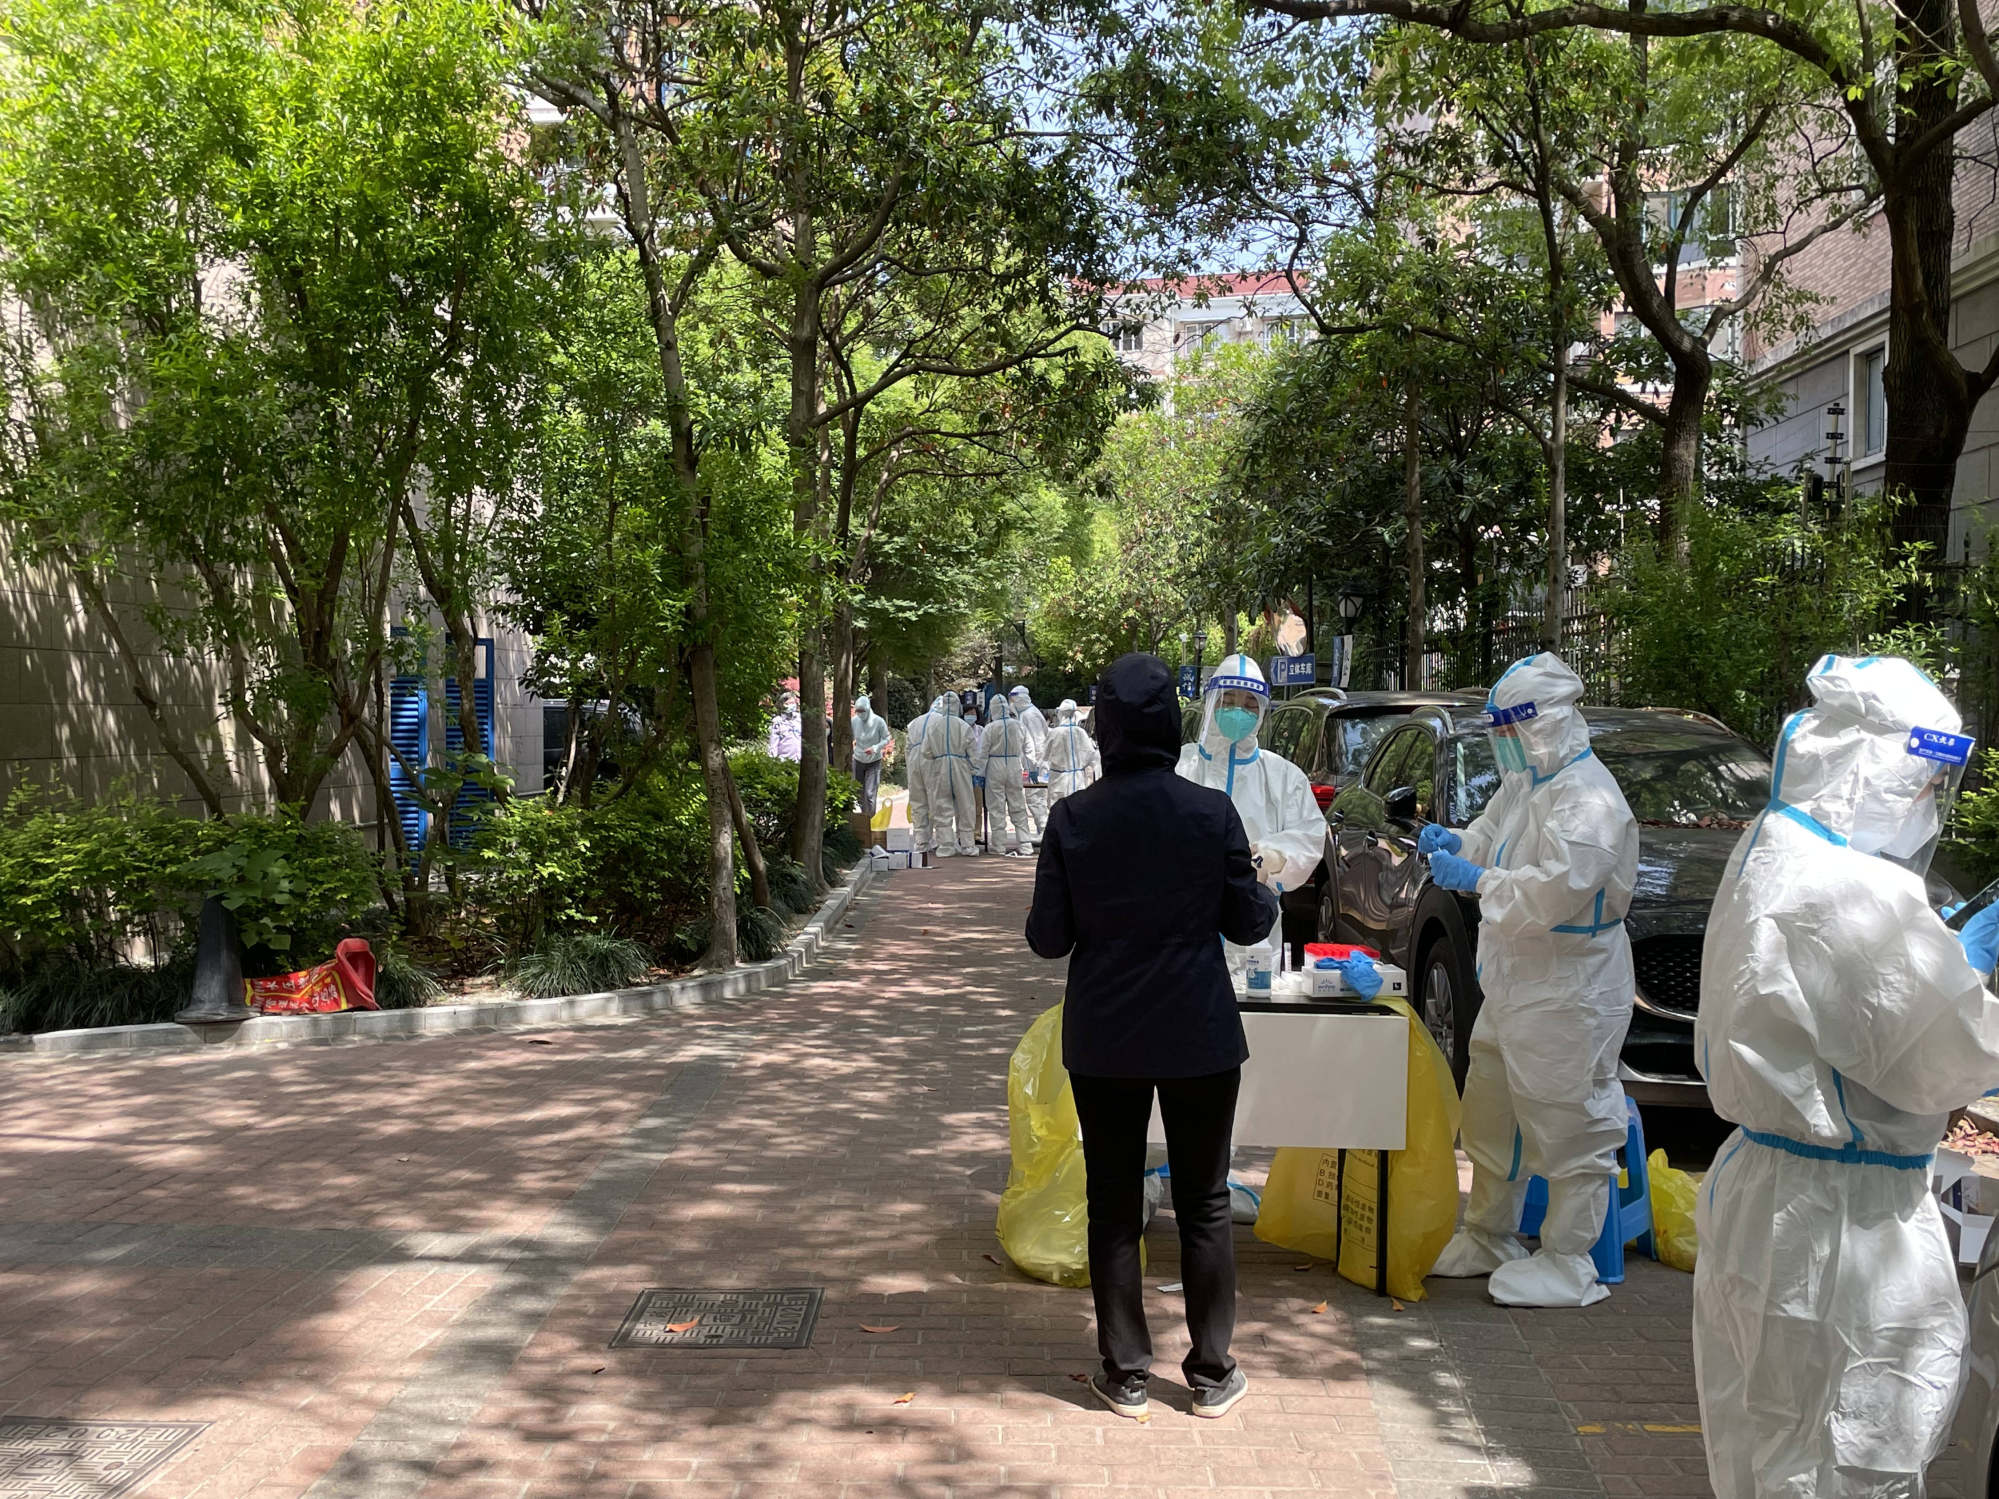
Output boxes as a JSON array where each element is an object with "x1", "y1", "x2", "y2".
[{"x1": 248, "y1": 938, "x2": 378, "y2": 1015}]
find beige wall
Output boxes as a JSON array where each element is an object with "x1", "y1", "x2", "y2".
[{"x1": 0, "y1": 530, "x2": 547, "y2": 832}]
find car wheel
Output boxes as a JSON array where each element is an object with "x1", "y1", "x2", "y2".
[
  {"x1": 1318, "y1": 875, "x2": 1339, "y2": 944},
  {"x1": 1418, "y1": 931, "x2": 1471, "y2": 1090}
]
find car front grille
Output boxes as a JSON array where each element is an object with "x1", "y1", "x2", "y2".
[{"x1": 1633, "y1": 934, "x2": 1703, "y2": 1019}]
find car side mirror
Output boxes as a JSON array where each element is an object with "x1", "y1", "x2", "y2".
[{"x1": 1386, "y1": 785, "x2": 1419, "y2": 823}]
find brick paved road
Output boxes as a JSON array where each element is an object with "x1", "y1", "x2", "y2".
[{"x1": 0, "y1": 858, "x2": 1973, "y2": 1497}]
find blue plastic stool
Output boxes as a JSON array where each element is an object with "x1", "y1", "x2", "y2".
[{"x1": 1517, "y1": 1094, "x2": 1655, "y2": 1284}]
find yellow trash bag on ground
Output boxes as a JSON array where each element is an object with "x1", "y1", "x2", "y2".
[
  {"x1": 1253, "y1": 997, "x2": 1462, "y2": 1301},
  {"x1": 870, "y1": 802, "x2": 893, "y2": 832},
  {"x1": 996, "y1": 1003, "x2": 1092, "y2": 1286},
  {"x1": 1648, "y1": 1147, "x2": 1699, "y2": 1271}
]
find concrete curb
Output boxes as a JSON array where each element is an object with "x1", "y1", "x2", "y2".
[{"x1": 0, "y1": 858, "x2": 876, "y2": 1061}]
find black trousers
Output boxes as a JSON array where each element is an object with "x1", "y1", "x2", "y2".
[
  {"x1": 1069, "y1": 1067, "x2": 1241, "y2": 1391},
  {"x1": 853, "y1": 758, "x2": 882, "y2": 817}
]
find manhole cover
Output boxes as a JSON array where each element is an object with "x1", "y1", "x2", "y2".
[
  {"x1": 0, "y1": 1418, "x2": 206, "y2": 1497},
  {"x1": 610, "y1": 1288, "x2": 824, "y2": 1350}
]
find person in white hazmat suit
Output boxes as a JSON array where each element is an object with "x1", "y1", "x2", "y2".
[
  {"x1": 1011, "y1": 686, "x2": 1053, "y2": 836},
  {"x1": 1047, "y1": 698, "x2": 1102, "y2": 805},
  {"x1": 909, "y1": 693, "x2": 979, "y2": 858},
  {"x1": 976, "y1": 695, "x2": 1036, "y2": 856},
  {"x1": 1692, "y1": 653, "x2": 1999, "y2": 1499},
  {"x1": 1175, "y1": 654, "x2": 1324, "y2": 975},
  {"x1": 1423, "y1": 652, "x2": 1639, "y2": 1308}
]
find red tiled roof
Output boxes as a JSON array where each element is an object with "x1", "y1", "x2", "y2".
[{"x1": 1119, "y1": 272, "x2": 1306, "y2": 298}]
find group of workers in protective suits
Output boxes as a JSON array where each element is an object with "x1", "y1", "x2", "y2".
[
  {"x1": 825, "y1": 639, "x2": 1999, "y2": 1499},
  {"x1": 899, "y1": 687, "x2": 1103, "y2": 863}
]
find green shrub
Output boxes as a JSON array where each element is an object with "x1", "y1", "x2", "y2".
[
  {"x1": 373, "y1": 942, "x2": 444, "y2": 1009},
  {"x1": 510, "y1": 932, "x2": 653, "y2": 998},
  {"x1": 180, "y1": 813, "x2": 380, "y2": 974},
  {"x1": 0, "y1": 955, "x2": 195, "y2": 1035},
  {"x1": 766, "y1": 856, "x2": 815, "y2": 915},
  {"x1": 0, "y1": 786, "x2": 210, "y2": 969},
  {"x1": 467, "y1": 797, "x2": 595, "y2": 952},
  {"x1": 738, "y1": 904, "x2": 786, "y2": 961}
]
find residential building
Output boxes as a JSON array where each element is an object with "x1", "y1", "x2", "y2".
[
  {"x1": 1743, "y1": 110, "x2": 1999, "y2": 550},
  {"x1": 1106, "y1": 273, "x2": 1314, "y2": 379}
]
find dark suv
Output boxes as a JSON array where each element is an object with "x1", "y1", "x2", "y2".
[
  {"x1": 1258, "y1": 690, "x2": 1484, "y2": 953},
  {"x1": 1320, "y1": 704, "x2": 1776, "y2": 1104}
]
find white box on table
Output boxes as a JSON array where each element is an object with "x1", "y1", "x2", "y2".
[
  {"x1": 883, "y1": 826, "x2": 913, "y2": 852},
  {"x1": 1306, "y1": 962, "x2": 1408, "y2": 1000}
]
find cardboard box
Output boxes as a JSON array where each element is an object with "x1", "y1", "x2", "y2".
[
  {"x1": 849, "y1": 811, "x2": 885, "y2": 849},
  {"x1": 883, "y1": 826, "x2": 912, "y2": 853}
]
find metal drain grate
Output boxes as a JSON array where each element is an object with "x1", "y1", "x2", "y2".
[
  {"x1": 610, "y1": 1288, "x2": 824, "y2": 1350},
  {"x1": 0, "y1": 1418, "x2": 206, "y2": 1497}
]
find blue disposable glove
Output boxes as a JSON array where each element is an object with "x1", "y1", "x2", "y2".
[
  {"x1": 1417, "y1": 824, "x2": 1462, "y2": 857},
  {"x1": 973, "y1": 775, "x2": 986, "y2": 790},
  {"x1": 1428, "y1": 850, "x2": 1485, "y2": 893},
  {"x1": 1960, "y1": 901, "x2": 1999, "y2": 973},
  {"x1": 1336, "y1": 955, "x2": 1383, "y2": 1000}
]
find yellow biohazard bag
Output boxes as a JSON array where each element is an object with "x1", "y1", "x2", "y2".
[
  {"x1": 996, "y1": 1003, "x2": 1092, "y2": 1286},
  {"x1": 1253, "y1": 997, "x2": 1462, "y2": 1301},
  {"x1": 1648, "y1": 1147, "x2": 1699, "y2": 1271},
  {"x1": 871, "y1": 802, "x2": 893, "y2": 832}
]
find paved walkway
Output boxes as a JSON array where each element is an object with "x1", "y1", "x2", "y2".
[{"x1": 0, "y1": 859, "x2": 1969, "y2": 1498}]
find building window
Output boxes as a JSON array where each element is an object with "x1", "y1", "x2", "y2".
[
  {"x1": 1179, "y1": 319, "x2": 1227, "y2": 351},
  {"x1": 1860, "y1": 348, "x2": 1886, "y2": 457},
  {"x1": 1646, "y1": 187, "x2": 1736, "y2": 264},
  {"x1": 1113, "y1": 324, "x2": 1144, "y2": 353}
]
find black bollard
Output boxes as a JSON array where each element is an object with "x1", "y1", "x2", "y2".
[{"x1": 175, "y1": 895, "x2": 257, "y2": 1025}]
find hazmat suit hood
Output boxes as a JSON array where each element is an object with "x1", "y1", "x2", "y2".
[
  {"x1": 988, "y1": 696, "x2": 1012, "y2": 723},
  {"x1": 1197, "y1": 653, "x2": 1271, "y2": 756},
  {"x1": 1486, "y1": 653, "x2": 1591, "y2": 777},
  {"x1": 1767, "y1": 653, "x2": 1964, "y2": 854},
  {"x1": 1096, "y1": 654, "x2": 1179, "y2": 773},
  {"x1": 853, "y1": 695, "x2": 872, "y2": 716},
  {"x1": 929, "y1": 693, "x2": 956, "y2": 716},
  {"x1": 1057, "y1": 698, "x2": 1079, "y2": 724}
]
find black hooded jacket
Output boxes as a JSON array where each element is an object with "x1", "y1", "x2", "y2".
[{"x1": 1025, "y1": 653, "x2": 1280, "y2": 1078}]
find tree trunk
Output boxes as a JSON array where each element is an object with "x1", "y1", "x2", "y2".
[
  {"x1": 688, "y1": 641, "x2": 738, "y2": 968},
  {"x1": 1881, "y1": 171, "x2": 1966, "y2": 549},
  {"x1": 830, "y1": 596, "x2": 857, "y2": 771},
  {"x1": 1545, "y1": 334, "x2": 1569, "y2": 654},
  {"x1": 1656, "y1": 362, "x2": 1708, "y2": 561},
  {"x1": 1403, "y1": 382, "x2": 1426, "y2": 687},
  {"x1": 722, "y1": 757, "x2": 772, "y2": 910},
  {"x1": 793, "y1": 634, "x2": 831, "y2": 884}
]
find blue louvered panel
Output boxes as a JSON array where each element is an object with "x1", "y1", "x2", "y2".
[
  {"x1": 388, "y1": 674, "x2": 429, "y2": 861},
  {"x1": 442, "y1": 638, "x2": 496, "y2": 849}
]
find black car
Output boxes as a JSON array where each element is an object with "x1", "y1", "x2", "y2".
[
  {"x1": 1320, "y1": 704, "x2": 1776, "y2": 1104},
  {"x1": 1258, "y1": 690, "x2": 1485, "y2": 955}
]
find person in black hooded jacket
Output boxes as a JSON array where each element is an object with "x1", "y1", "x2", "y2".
[{"x1": 1025, "y1": 652, "x2": 1279, "y2": 1422}]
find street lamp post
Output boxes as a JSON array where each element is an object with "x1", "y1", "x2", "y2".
[{"x1": 1822, "y1": 401, "x2": 1848, "y2": 520}]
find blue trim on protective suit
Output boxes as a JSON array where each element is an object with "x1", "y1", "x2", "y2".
[
  {"x1": 1741, "y1": 1127, "x2": 1931, "y2": 1171},
  {"x1": 1552, "y1": 889, "x2": 1624, "y2": 936},
  {"x1": 1485, "y1": 654, "x2": 1540, "y2": 713},
  {"x1": 1738, "y1": 712, "x2": 1818, "y2": 874},
  {"x1": 1530, "y1": 746, "x2": 1593, "y2": 787},
  {"x1": 1831, "y1": 1072, "x2": 1865, "y2": 1147},
  {"x1": 1507, "y1": 1129, "x2": 1523, "y2": 1182}
]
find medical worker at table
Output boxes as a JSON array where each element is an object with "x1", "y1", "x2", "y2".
[
  {"x1": 1693, "y1": 653, "x2": 1999, "y2": 1499},
  {"x1": 1175, "y1": 654, "x2": 1323, "y2": 976},
  {"x1": 1424, "y1": 652, "x2": 1639, "y2": 1307}
]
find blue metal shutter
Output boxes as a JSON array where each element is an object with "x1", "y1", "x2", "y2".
[
  {"x1": 388, "y1": 672, "x2": 430, "y2": 860},
  {"x1": 443, "y1": 638, "x2": 496, "y2": 849}
]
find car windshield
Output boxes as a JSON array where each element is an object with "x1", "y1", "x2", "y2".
[
  {"x1": 1328, "y1": 712, "x2": 1408, "y2": 778},
  {"x1": 1450, "y1": 718, "x2": 1771, "y2": 828}
]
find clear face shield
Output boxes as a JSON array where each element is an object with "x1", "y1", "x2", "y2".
[
  {"x1": 1208, "y1": 685, "x2": 1266, "y2": 746},
  {"x1": 1468, "y1": 700, "x2": 1540, "y2": 777},
  {"x1": 1854, "y1": 727, "x2": 1975, "y2": 876}
]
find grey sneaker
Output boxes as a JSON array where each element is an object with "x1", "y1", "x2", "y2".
[
  {"x1": 1191, "y1": 1368, "x2": 1249, "y2": 1419},
  {"x1": 1088, "y1": 1371, "x2": 1149, "y2": 1420}
]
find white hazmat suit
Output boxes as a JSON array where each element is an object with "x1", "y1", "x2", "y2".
[
  {"x1": 1046, "y1": 699, "x2": 1101, "y2": 804},
  {"x1": 976, "y1": 696, "x2": 1036, "y2": 855},
  {"x1": 906, "y1": 695, "x2": 979, "y2": 859},
  {"x1": 1429, "y1": 652, "x2": 1639, "y2": 1308},
  {"x1": 1175, "y1": 654, "x2": 1324, "y2": 973},
  {"x1": 1693, "y1": 653, "x2": 1999, "y2": 1499},
  {"x1": 1011, "y1": 686, "x2": 1052, "y2": 837}
]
